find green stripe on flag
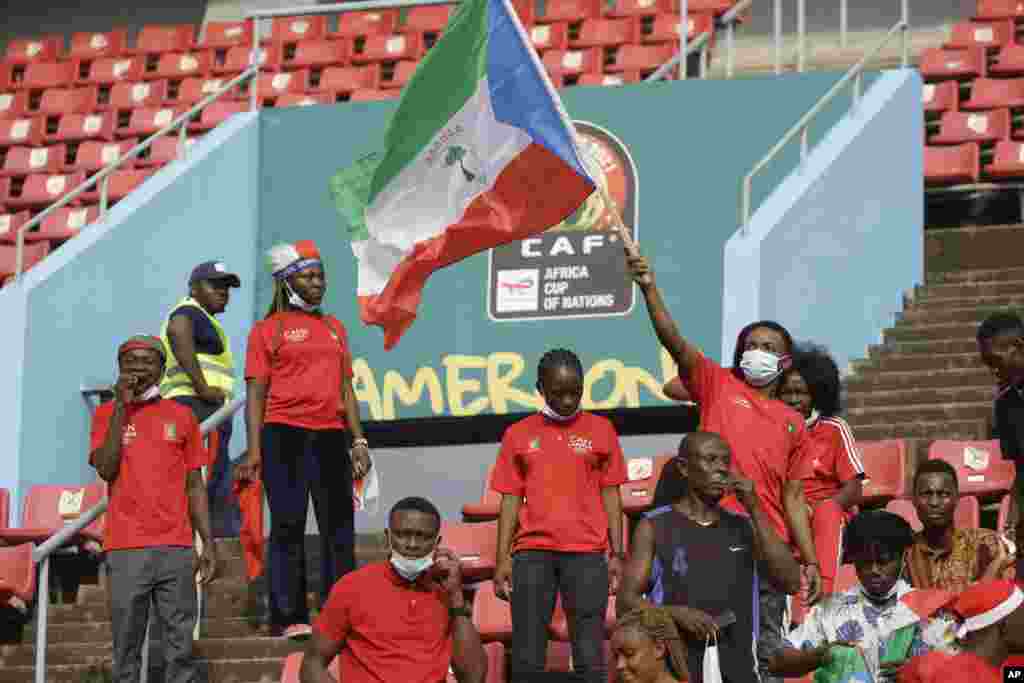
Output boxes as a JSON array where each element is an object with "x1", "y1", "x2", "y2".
[
  {"x1": 329, "y1": 152, "x2": 380, "y2": 243},
  {"x1": 368, "y1": 0, "x2": 491, "y2": 203}
]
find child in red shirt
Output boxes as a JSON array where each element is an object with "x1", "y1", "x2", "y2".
[
  {"x1": 492, "y1": 349, "x2": 627, "y2": 683},
  {"x1": 239, "y1": 240, "x2": 372, "y2": 640}
]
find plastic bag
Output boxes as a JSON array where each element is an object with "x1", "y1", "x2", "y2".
[{"x1": 702, "y1": 633, "x2": 724, "y2": 683}]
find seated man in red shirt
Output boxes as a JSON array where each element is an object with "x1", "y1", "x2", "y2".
[
  {"x1": 900, "y1": 580, "x2": 1024, "y2": 683},
  {"x1": 90, "y1": 335, "x2": 217, "y2": 683},
  {"x1": 300, "y1": 497, "x2": 487, "y2": 683}
]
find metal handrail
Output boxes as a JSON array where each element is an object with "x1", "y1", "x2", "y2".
[
  {"x1": 645, "y1": 0, "x2": 752, "y2": 83},
  {"x1": 645, "y1": 31, "x2": 711, "y2": 82},
  {"x1": 791, "y1": 0, "x2": 911, "y2": 74},
  {"x1": 32, "y1": 394, "x2": 245, "y2": 683},
  {"x1": 13, "y1": 65, "x2": 261, "y2": 281},
  {"x1": 738, "y1": 16, "x2": 909, "y2": 233}
]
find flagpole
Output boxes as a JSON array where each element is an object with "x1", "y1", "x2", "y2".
[{"x1": 498, "y1": 0, "x2": 647, "y2": 278}]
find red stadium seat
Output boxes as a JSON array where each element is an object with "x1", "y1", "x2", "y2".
[
  {"x1": 0, "y1": 489, "x2": 8, "y2": 527},
  {"x1": 50, "y1": 112, "x2": 117, "y2": 143},
  {"x1": 0, "y1": 117, "x2": 45, "y2": 148},
  {"x1": 333, "y1": 10, "x2": 400, "y2": 39},
  {"x1": 531, "y1": 23, "x2": 570, "y2": 51},
  {"x1": 0, "y1": 211, "x2": 31, "y2": 244},
  {"x1": 0, "y1": 543, "x2": 36, "y2": 607},
  {"x1": 931, "y1": 108, "x2": 1011, "y2": 144},
  {"x1": 274, "y1": 93, "x2": 333, "y2": 107},
  {"x1": 923, "y1": 81, "x2": 960, "y2": 114},
  {"x1": 137, "y1": 136, "x2": 194, "y2": 168},
  {"x1": 319, "y1": 65, "x2": 382, "y2": 95},
  {"x1": 213, "y1": 45, "x2": 283, "y2": 75},
  {"x1": 945, "y1": 20, "x2": 1015, "y2": 50},
  {"x1": 538, "y1": 0, "x2": 602, "y2": 23},
  {"x1": 352, "y1": 33, "x2": 423, "y2": 64},
  {"x1": 403, "y1": 6, "x2": 455, "y2": 33},
  {"x1": 105, "y1": 80, "x2": 169, "y2": 112},
  {"x1": 0, "y1": 482, "x2": 105, "y2": 547},
  {"x1": 640, "y1": 14, "x2": 711, "y2": 44},
  {"x1": 0, "y1": 92, "x2": 30, "y2": 119},
  {"x1": 927, "y1": 440, "x2": 1017, "y2": 499},
  {"x1": 120, "y1": 107, "x2": 183, "y2": 138},
  {"x1": 439, "y1": 520, "x2": 498, "y2": 582},
  {"x1": 0, "y1": 65, "x2": 11, "y2": 92},
  {"x1": 176, "y1": 77, "x2": 241, "y2": 105},
  {"x1": 620, "y1": 453, "x2": 676, "y2": 516},
  {"x1": 252, "y1": 71, "x2": 312, "y2": 101},
  {"x1": 36, "y1": 86, "x2": 100, "y2": 116},
  {"x1": 5, "y1": 36, "x2": 63, "y2": 64},
  {"x1": 0, "y1": 177, "x2": 9, "y2": 204},
  {"x1": 69, "y1": 30, "x2": 129, "y2": 60},
  {"x1": 79, "y1": 57, "x2": 146, "y2": 85},
  {"x1": 472, "y1": 580, "x2": 514, "y2": 641},
  {"x1": 605, "y1": 0, "x2": 675, "y2": 18},
  {"x1": 976, "y1": 0, "x2": 1024, "y2": 19},
  {"x1": 18, "y1": 61, "x2": 78, "y2": 91},
  {"x1": 280, "y1": 651, "x2": 302, "y2": 683},
  {"x1": 383, "y1": 61, "x2": 419, "y2": 89},
  {"x1": 997, "y1": 494, "x2": 1013, "y2": 534},
  {"x1": 350, "y1": 88, "x2": 400, "y2": 102},
  {"x1": 189, "y1": 101, "x2": 249, "y2": 132},
  {"x1": 133, "y1": 24, "x2": 196, "y2": 55},
  {"x1": 284, "y1": 40, "x2": 349, "y2": 69},
  {"x1": 199, "y1": 21, "x2": 253, "y2": 49},
  {"x1": 988, "y1": 139, "x2": 1024, "y2": 177},
  {"x1": 576, "y1": 71, "x2": 641, "y2": 86},
  {"x1": 81, "y1": 169, "x2": 153, "y2": 203},
  {"x1": 885, "y1": 496, "x2": 981, "y2": 531},
  {"x1": 5, "y1": 172, "x2": 87, "y2": 210},
  {"x1": 573, "y1": 18, "x2": 640, "y2": 48},
  {"x1": 543, "y1": 48, "x2": 603, "y2": 76},
  {"x1": 1, "y1": 145, "x2": 66, "y2": 177},
  {"x1": 511, "y1": 0, "x2": 537, "y2": 25},
  {"x1": 605, "y1": 43, "x2": 675, "y2": 72},
  {"x1": 269, "y1": 16, "x2": 329, "y2": 43},
  {"x1": 859, "y1": 439, "x2": 908, "y2": 505},
  {"x1": 37, "y1": 205, "x2": 101, "y2": 240},
  {"x1": 924, "y1": 143, "x2": 980, "y2": 185},
  {"x1": 69, "y1": 140, "x2": 136, "y2": 173},
  {"x1": 689, "y1": 0, "x2": 737, "y2": 12},
  {"x1": 963, "y1": 77, "x2": 1024, "y2": 109},
  {"x1": 991, "y1": 43, "x2": 1024, "y2": 76},
  {"x1": 148, "y1": 51, "x2": 213, "y2": 81},
  {"x1": 0, "y1": 241, "x2": 49, "y2": 278},
  {"x1": 919, "y1": 47, "x2": 987, "y2": 81},
  {"x1": 462, "y1": 462, "x2": 501, "y2": 522}
]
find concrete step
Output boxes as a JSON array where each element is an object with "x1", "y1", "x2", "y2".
[
  {"x1": 883, "y1": 322, "x2": 981, "y2": 343},
  {"x1": 925, "y1": 266, "x2": 1024, "y2": 285},
  {"x1": 909, "y1": 293, "x2": 1024, "y2": 311},
  {"x1": 916, "y1": 280, "x2": 1024, "y2": 302},
  {"x1": 845, "y1": 401, "x2": 992, "y2": 426},
  {"x1": 845, "y1": 368, "x2": 993, "y2": 392},
  {"x1": 77, "y1": 578, "x2": 269, "y2": 609},
  {"x1": 900, "y1": 305, "x2": 1022, "y2": 325},
  {"x1": 0, "y1": 656, "x2": 287, "y2": 683},
  {"x1": 845, "y1": 386, "x2": 995, "y2": 408},
  {"x1": 925, "y1": 223, "x2": 1024, "y2": 274},
  {"x1": 868, "y1": 339, "x2": 981, "y2": 358},
  {"x1": 851, "y1": 352, "x2": 986, "y2": 374},
  {"x1": 26, "y1": 617, "x2": 264, "y2": 644},
  {"x1": 847, "y1": 419, "x2": 989, "y2": 442}
]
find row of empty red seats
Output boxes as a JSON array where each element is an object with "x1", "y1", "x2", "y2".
[{"x1": 926, "y1": 139, "x2": 1024, "y2": 183}]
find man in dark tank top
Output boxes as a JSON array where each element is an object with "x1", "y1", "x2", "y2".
[{"x1": 618, "y1": 432, "x2": 802, "y2": 683}]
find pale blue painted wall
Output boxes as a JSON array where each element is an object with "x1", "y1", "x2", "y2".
[
  {"x1": 10, "y1": 113, "x2": 261, "y2": 519},
  {"x1": 722, "y1": 69, "x2": 923, "y2": 373}
]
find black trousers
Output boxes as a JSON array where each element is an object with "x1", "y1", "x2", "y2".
[
  {"x1": 509, "y1": 550, "x2": 609, "y2": 683},
  {"x1": 261, "y1": 423, "x2": 354, "y2": 629}
]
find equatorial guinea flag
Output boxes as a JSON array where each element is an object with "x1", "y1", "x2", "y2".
[{"x1": 329, "y1": 0, "x2": 596, "y2": 349}]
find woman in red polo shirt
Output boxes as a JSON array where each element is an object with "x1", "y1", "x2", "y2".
[
  {"x1": 239, "y1": 240, "x2": 371, "y2": 640},
  {"x1": 779, "y1": 346, "x2": 864, "y2": 600},
  {"x1": 628, "y1": 250, "x2": 814, "y2": 683},
  {"x1": 492, "y1": 348, "x2": 627, "y2": 683}
]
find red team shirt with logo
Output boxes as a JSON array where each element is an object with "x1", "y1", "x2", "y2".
[
  {"x1": 245, "y1": 312, "x2": 354, "y2": 431},
  {"x1": 491, "y1": 412, "x2": 627, "y2": 553},
  {"x1": 682, "y1": 353, "x2": 810, "y2": 545},
  {"x1": 89, "y1": 398, "x2": 204, "y2": 551},
  {"x1": 792, "y1": 416, "x2": 864, "y2": 506}
]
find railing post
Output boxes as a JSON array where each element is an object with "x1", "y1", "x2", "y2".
[
  {"x1": 800, "y1": 125, "x2": 809, "y2": 163},
  {"x1": 177, "y1": 120, "x2": 189, "y2": 160},
  {"x1": 853, "y1": 70, "x2": 862, "y2": 107},
  {"x1": 700, "y1": 43, "x2": 708, "y2": 79},
  {"x1": 774, "y1": 0, "x2": 782, "y2": 75},
  {"x1": 250, "y1": 17, "x2": 261, "y2": 109},
  {"x1": 840, "y1": 0, "x2": 848, "y2": 48},
  {"x1": 797, "y1": 0, "x2": 806, "y2": 72},
  {"x1": 679, "y1": 0, "x2": 688, "y2": 80},
  {"x1": 726, "y1": 21, "x2": 735, "y2": 78},
  {"x1": 34, "y1": 555, "x2": 50, "y2": 683},
  {"x1": 741, "y1": 175, "x2": 751, "y2": 235},
  {"x1": 99, "y1": 175, "x2": 109, "y2": 217},
  {"x1": 901, "y1": 0, "x2": 910, "y2": 68},
  {"x1": 14, "y1": 226, "x2": 25, "y2": 281}
]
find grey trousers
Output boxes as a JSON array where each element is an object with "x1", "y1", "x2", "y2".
[
  {"x1": 107, "y1": 547, "x2": 197, "y2": 683},
  {"x1": 756, "y1": 583, "x2": 788, "y2": 683}
]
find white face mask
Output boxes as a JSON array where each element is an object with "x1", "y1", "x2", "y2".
[
  {"x1": 284, "y1": 280, "x2": 318, "y2": 313},
  {"x1": 540, "y1": 400, "x2": 580, "y2": 423},
  {"x1": 739, "y1": 349, "x2": 787, "y2": 387},
  {"x1": 805, "y1": 409, "x2": 820, "y2": 427},
  {"x1": 136, "y1": 384, "x2": 161, "y2": 403},
  {"x1": 388, "y1": 534, "x2": 438, "y2": 582}
]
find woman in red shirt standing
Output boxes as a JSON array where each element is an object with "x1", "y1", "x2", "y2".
[
  {"x1": 238, "y1": 240, "x2": 371, "y2": 640},
  {"x1": 779, "y1": 347, "x2": 864, "y2": 599}
]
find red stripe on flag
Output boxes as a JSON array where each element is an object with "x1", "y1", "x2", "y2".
[{"x1": 359, "y1": 141, "x2": 594, "y2": 349}]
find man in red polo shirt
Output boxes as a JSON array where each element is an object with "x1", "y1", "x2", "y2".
[
  {"x1": 90, "y1": 335, "x2": 217, "y2": 683},
  {"x1": 300, "y1": 497, "x2": 487, "y2": 683}
]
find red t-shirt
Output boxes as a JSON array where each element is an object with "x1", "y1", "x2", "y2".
[
  {"x1": 792, "y1": 416, "x2": 864, "y2": 506},
  {"x1": 314, "y1": 562, "x2": 453, "y2": 683},
  {"x1": 899, "y1": 651, "x2": 1001, "y2": 683},
  {"x1": 245, "y1": 311, "x2": 354, "y2": 431},
  {"x1": 491, "y1": 412, "x2": 627, "y2": 553},
  {"x1": 682, "y1": 353, "x2": 809, "y2": 545},
  {"x1": 89, "y1": 398, "x2": 204, "y2": 551}
]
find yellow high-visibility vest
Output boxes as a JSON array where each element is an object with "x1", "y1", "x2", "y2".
[{"x1": 159, "y1": 297, "x2": 235, "y2": 399}]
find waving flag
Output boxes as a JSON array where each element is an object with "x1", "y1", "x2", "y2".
[{"x1": 329, "y1": 0, "x2": 596, "y2": 349}]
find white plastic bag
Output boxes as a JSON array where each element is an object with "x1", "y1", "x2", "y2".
[{"x1": 703, "y1": 632, "x2": 724, "y2": 683}]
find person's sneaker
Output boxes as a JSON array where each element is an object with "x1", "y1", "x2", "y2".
[{"x1": 283, "y1": 624, "x2": 312, "y2": 641}]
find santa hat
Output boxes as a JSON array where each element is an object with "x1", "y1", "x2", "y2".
[
  {"x1": 952, "y1": 580, "x2": 1024, "y2": 638},
  {"x1": 266, "y1": 240, "x2": 321, "y2": 279}
]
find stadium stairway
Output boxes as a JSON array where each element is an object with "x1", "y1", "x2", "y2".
[
  {"x1": 845, "y1": 222, "x2": 1024, "y2": 469},
  {"x1": 0, "y1": 535, "x2": 391, "y2": 682}
]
